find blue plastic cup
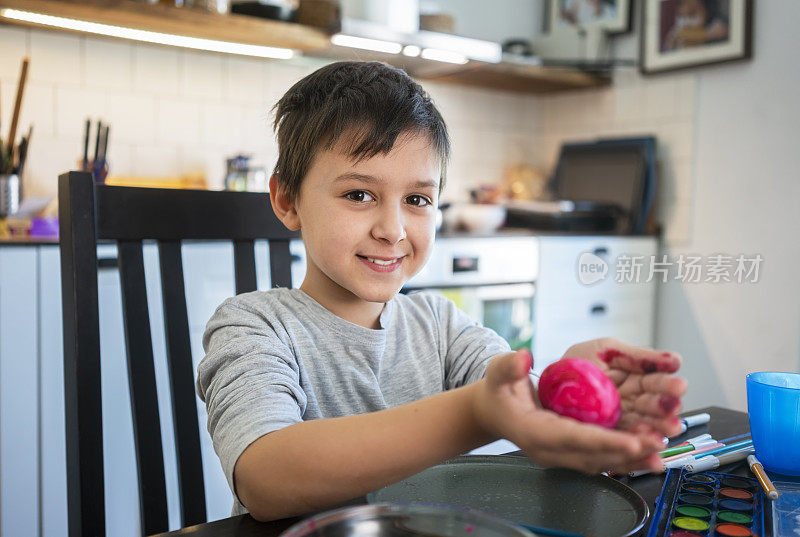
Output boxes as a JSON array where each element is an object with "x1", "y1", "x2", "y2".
[{"x1": 746, "y1": 371, "x2": 800, "y2": 476}]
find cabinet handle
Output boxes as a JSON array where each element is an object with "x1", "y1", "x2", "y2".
[
  {"x1": 97, "y1": 256, "x2": 118, "y2": 270},
  {"x1": 593, "y1": 247, "x2": 609, "y2": 257},
  {"x1": 590, "y1": 304, "x2": 607, "y2": 316}
]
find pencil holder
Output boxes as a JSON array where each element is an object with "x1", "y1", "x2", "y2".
[{"x1": 0, "y1": 174, "x2": 20, "y2": 218}]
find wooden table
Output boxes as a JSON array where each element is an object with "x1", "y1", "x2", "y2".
[{"x1": 152, "y1": 406, "x2": 751, "y2": 537}]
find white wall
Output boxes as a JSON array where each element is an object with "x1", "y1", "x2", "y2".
[
  {"x1": 656, "y1": 2, "x2": 800, "y2": 411},
  {"x1": 537, "y1": 2, "x2": 800, "y2": 411},
  {"x1": 0, "y1": 25, "x2": 539, "y2": 202}
]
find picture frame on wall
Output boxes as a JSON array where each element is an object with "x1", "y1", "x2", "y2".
[
  {"x1": 640, "y1": 0, "x2": 753, "y2": 75},
  {"x1": 544, "y1": 0, "x2": 633, "y2": 34}
]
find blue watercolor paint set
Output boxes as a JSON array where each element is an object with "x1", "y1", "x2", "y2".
[{"x1": 647, "y1": 468, "x2": 768, "y2": 537}]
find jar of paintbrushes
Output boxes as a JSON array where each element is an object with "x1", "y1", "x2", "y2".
[{"x1": 1, "y1": 56, "x2": 31, "y2": 219}]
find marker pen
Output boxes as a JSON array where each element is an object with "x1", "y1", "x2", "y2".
[
  {"x1": 675, "y1": 412, "x2": 711, "y2": 435},
  {"x1": 685, "y1": 448, "x2": 753, "y2": 472}
]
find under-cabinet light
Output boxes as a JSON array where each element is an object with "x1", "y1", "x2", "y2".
[
  {"x1": 0, "y1": 8, "x2": 295, "y2": 59},
  {"x1": 420, "y1": 48, "x2": 468, "y2": 65},
  {"x1": 402, "y1": 45, "x2": 421, "y2": 57},
  {"x1": 331, "y1": 33, "x2": 403, "y2": 54}
]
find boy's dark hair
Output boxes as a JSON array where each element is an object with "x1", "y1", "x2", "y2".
[{"x1": 272, "y1": 61, "x2": 450, "y2": 201}]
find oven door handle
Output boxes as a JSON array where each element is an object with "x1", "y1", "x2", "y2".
[{"x1": 590, "y1": 303, "x2": 608, "y2": 316}]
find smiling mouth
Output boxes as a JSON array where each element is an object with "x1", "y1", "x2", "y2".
[
  {"x1": 363, "y1": 257, "x2": 399, "y2": 265},
  {"x1": 357, "y1": 255, "x2": 405, "y2": 271}
]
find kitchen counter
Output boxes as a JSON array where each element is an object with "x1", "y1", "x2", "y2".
[
  {"x1": 438, "y1": 227, "x2": 661, "y2": 239},
  {"x1": 0, "y1": 235, "x2": 59, "y2": 245},
  {"x1": 0, "y1": 228, "x2": 659, "y2": 245}
]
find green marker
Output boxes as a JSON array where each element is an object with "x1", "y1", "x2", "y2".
[{"x1": 659, "y1": 435, "x2": 716, "y2": 458}]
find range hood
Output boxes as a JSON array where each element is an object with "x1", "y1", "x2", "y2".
[{"x1": 334, "y1": 0, "x2": 502, "y2": 64}]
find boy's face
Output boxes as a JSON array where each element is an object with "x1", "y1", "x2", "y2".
[{"x1": 280, "y1": 131, "x2": 440, "y2": 307}]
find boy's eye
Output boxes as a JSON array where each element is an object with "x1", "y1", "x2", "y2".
[
  {"x1": 345, "y1": 190, "x2": 373, "y2": 203},
  {"x1": 406, "y1": 195, "x2": 432, "y2": 207}
]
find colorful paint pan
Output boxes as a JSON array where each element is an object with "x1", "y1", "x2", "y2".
[
  {"x1": 672, "y1": 516, "x2": 710, "y2": 532},
  {"x1": 720, "y1": 477, "x2": 753, "y2": 490},
  {"x1": 675, "y1": 505, "x2": 712, "y2": 519},
  {"x1": 713, "y1": 523, "x2": 753, "y2": 536},
  {"x1": 718, "y1": 488, "x2": 753, "y2": 501},
  {"x1": 681, "y1": 483, "x2": 714, "y2": 495},
  {"x1": 717, "y1": 499, "x2": 752, "y2": 512},
  {"x1": 716, "y1": 511, "x2": 753, "y2": 525},
  {"x1": 677, "y1": 493, "x2": 713, "y2": 506},
  {"x1": 685, "y1": 473, "x2": 716, "y2": 484}
]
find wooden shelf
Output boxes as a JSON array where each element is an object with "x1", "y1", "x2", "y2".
[
  {"x1": 414, "y1": 59, "x2": 610, "y2": 94},
  {"x1": 0, "y1": 0, "x2": 609, "y2": 94},
  {"x1": 0, "y1": 0, "x2": 330, "y2": 52}
]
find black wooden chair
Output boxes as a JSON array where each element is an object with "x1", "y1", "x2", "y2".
[{"x1": 58, "y1": 171, "x2": 297, "y2": 536}]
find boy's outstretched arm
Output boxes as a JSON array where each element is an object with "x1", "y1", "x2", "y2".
[
  {"x1": 236, "y1": 340, "x2": 685, "y2": 522},
  {"x1": 235, "y1": 379, "x2": 493, "y2": 521}
]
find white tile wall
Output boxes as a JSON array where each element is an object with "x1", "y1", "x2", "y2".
[
  {"x1": 0, "y1": 26, "x2": 694, "y2": 244},
  {"x1": 536, "y1": 67, "x2": 697, "y2": 245}
]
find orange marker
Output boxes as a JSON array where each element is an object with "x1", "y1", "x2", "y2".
[{"x1": 747, "y1": 454, "x2": 779, "y2": 500}]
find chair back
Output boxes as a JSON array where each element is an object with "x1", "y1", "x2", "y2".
[{"x1": 58, "y1": 171, "x2": 296, "y2": 536}]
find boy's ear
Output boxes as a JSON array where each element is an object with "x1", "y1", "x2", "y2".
[{"x1": 269, "y1": 174, "x2": 301, "y2": 231}]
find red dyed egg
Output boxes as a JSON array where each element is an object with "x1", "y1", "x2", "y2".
[{"x1": 538, "y1": 358, "x2": 621, "y2": 428}]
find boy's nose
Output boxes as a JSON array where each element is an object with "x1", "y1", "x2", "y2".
[{"x1": 371, "y1": 205, "x2": 407, "y2": 244}]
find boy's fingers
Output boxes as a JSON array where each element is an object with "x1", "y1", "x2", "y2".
[
  {"x1": 486, "y1": 350, "x2": 532, "y2": 387},
  {"x1": 629, "y1": 392, "x2": 683, "y2": 418},
  {"x1": 618, "y1": 411, "x2": 683, "y2": 437},
  {"x1": 523, "y1": 412, "x2": 648, "y2": 456},
  {"x1": 530, "y1": 442, "x2": 664, "y2": 475},
  {"x1": 598, "y1": 342, "x2": 682, "y2": 375},
  {"x1": 639, "y1": 374, "x2": 688, "y2": 398}
]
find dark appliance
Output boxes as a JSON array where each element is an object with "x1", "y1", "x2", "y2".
[{"x1": 505, "y1": 136, "x2": 657, "y2": 234}]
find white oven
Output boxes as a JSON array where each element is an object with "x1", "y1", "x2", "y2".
[{"x1": 404, "y1": 235, "x2": 539, "y2": 355}]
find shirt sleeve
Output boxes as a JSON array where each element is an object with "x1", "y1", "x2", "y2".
[
  {"x1": 195, "y1": 296, "x2": 307, "y2": 504},
  {"x1": 432, "y1": 294, "x2": 511, "y2": 389}
]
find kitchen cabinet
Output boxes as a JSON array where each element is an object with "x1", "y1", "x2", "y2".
[
  {"x1": 0, "y1": 247, "x2": 39, "y2": 537},
  {"x1": 533, "y1": 236, "x2": 658, "y2": 373},
  {"x1": 0, "y1": 234, "x2": 656, "y2": 535}
]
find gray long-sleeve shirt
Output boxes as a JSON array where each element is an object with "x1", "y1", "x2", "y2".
[{"x1": 196, "y1": 288, "x2": 510, "y2": 514}]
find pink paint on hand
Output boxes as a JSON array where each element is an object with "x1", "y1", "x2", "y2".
[
  {"x1": 598, "y1": 348, "x2": 627, "y2": 363},
  {"x1": 538, "y1": 358, "x2": 621, "y2": 429},
  {"x1": 659, "y1": 394, "x2": 680, "y2": 414}
]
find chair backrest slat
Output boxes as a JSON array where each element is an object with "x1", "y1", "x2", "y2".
[
  {"x1": 269, "y1": 239, "x2": 292, "y2": 289},
  {"x1": 233, "y1": 239, "x2": 258, "y2": 294},
  {"x1": 59, "y1": 171, "x2": 106, "y2": 537},
  {"x1": 59, "y1": 171, "x2": 298, "y2": 535},
  {"x1": 117, "y1": 240, "x2": 170, "y2": 535},
  {"x1": 95, "y1": 184, "x2": 295, "y2": 241},
  {"x1": 157, "y1": 240, "x2": 207, "y2": 527}
]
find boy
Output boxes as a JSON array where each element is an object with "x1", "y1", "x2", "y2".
[{"x1": 197, "y1": 61, "x2": 687, "y2": 522}]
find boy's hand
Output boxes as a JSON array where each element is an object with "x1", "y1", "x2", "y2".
[
  {"x1": 472, "y1": 345, "x2": 681, "y2": 474},
  {"x1": 559, "y1": 338, "x2": 688, "y2": 438}
]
